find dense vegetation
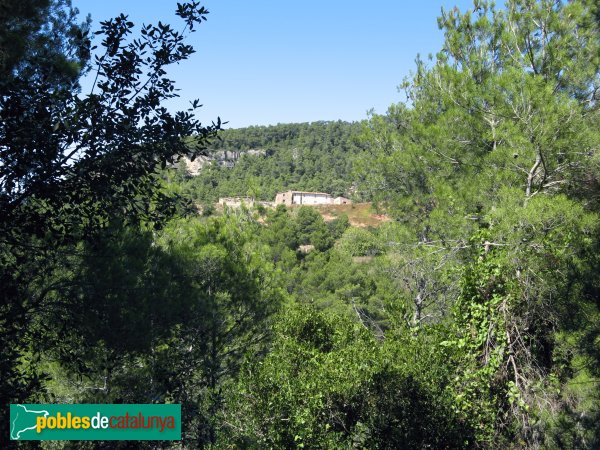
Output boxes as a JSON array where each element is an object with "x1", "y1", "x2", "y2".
[
  {"x1": 173, "y1": 120, "x2": 366, "y2": 204},
  {"x1": 2, "y1": 0, "x2": 600, "y2": 449}
]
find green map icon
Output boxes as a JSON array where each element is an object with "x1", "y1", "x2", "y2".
[{"x1": 10, "y1": 404, "x2": 49, "y2": 440}]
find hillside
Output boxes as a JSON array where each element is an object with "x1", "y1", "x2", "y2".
[
  {"x1": 173, "y1": 121, "x2": 367, "y2": 204},
  {"x1": 4, "y1": 1, "x2": 600, "y2": 448},
  {"x1": 311, "y1": 203, "x2": 390, "y2": 228}
]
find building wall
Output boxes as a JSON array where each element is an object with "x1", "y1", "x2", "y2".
[
  {"x1": 293, "y1": 193, "x2": 332, "y2": 205},
  {"x1": 275, "y1": 191, "x2": 294, "y2": 205},
  {"x1": 333, "y1": 196, "x2": 351, "y2": 205},
  {"x1": 275, "y1": 191, "x2": 334, "y2": 205},
  {"x1": 218, "y1": 197, "x2": 255, "y2": 208}
]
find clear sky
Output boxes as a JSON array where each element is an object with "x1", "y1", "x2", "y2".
[{"x1": 74, "y1": 1, "x2": 478, "y2": 129}]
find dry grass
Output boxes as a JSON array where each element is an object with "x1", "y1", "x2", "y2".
[
  {"x1": 210, "y1": 201, "x2": 391, "y2": 228},
  {"x1": 312, "y1": 203, "x2": 390, "y2": 228}
]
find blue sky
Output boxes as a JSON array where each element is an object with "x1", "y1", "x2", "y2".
[{"x1": 74, "y1": 1, "x2": 478, "y2": 129}]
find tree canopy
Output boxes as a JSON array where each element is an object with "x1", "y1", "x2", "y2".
[
  {"x1": 2, "y1": 0, "x2": 600, "y2": 448},
  {"x1": 0, "y1": 0, "x2": 221, "y2": 441}
]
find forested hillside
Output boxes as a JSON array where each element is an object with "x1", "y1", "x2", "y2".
[
  {"x1": 174, "y1": 121, "x2": 366, "y2": 203},
  {"x1": 2, "y1": 0, "x2": 600, "y2": 449}
]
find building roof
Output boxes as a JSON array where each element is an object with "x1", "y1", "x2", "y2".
[{"x1": 283, "y1": 191, "x2": 332, "y2": 196}]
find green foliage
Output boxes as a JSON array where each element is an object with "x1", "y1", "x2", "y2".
[
  {"x1": 436, "y1": 194, "x2": 600, "y2": 446},
  {"x1": 0, "y1": 0, "x2": 220, "y2": 443},
  {"x1": 3, "y1": 0, "x2": 600, "y2": 448},
  {"x1": 294, "y1": 206, "x2": 325, "y2": 245},
  {"x1": 175, "y1": 121, "x2": 365, "y2": 203},
  {"x1": 291, "y1": 249, "x2": 392, "y2": 334},
  {"x1": 0, "y1": 0, "x2": 90, "y2": 86},
  {"x1": 290, "y1": 206, "x2": 335, "y2": 252},
  {"x1": 336, "y1": 227, "x2": 383, "y2": 257},
  {"x1": 327, "y1": 213, "x2": 350, "y2": 239},
  {"x1": 39, "y1": 215, "x2": 283, "y2": 447},
  {"x1": 353, "y1": 0, "x2": 600, "y2": 446},
  {"x1": 222, "y1": 305, "x2": 473, "y2": 449}
]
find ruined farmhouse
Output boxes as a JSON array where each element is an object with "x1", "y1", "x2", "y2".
[{"x1": 274, "y1": 191, "x2": 351, "y2": 206}]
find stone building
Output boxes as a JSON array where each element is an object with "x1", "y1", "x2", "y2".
[
  {"x1": 274, "y1": 191, "x2": 333, "y2": 206},
  {"x1": 333, "y1": 196, "x2": 351, "y2": 205}
]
